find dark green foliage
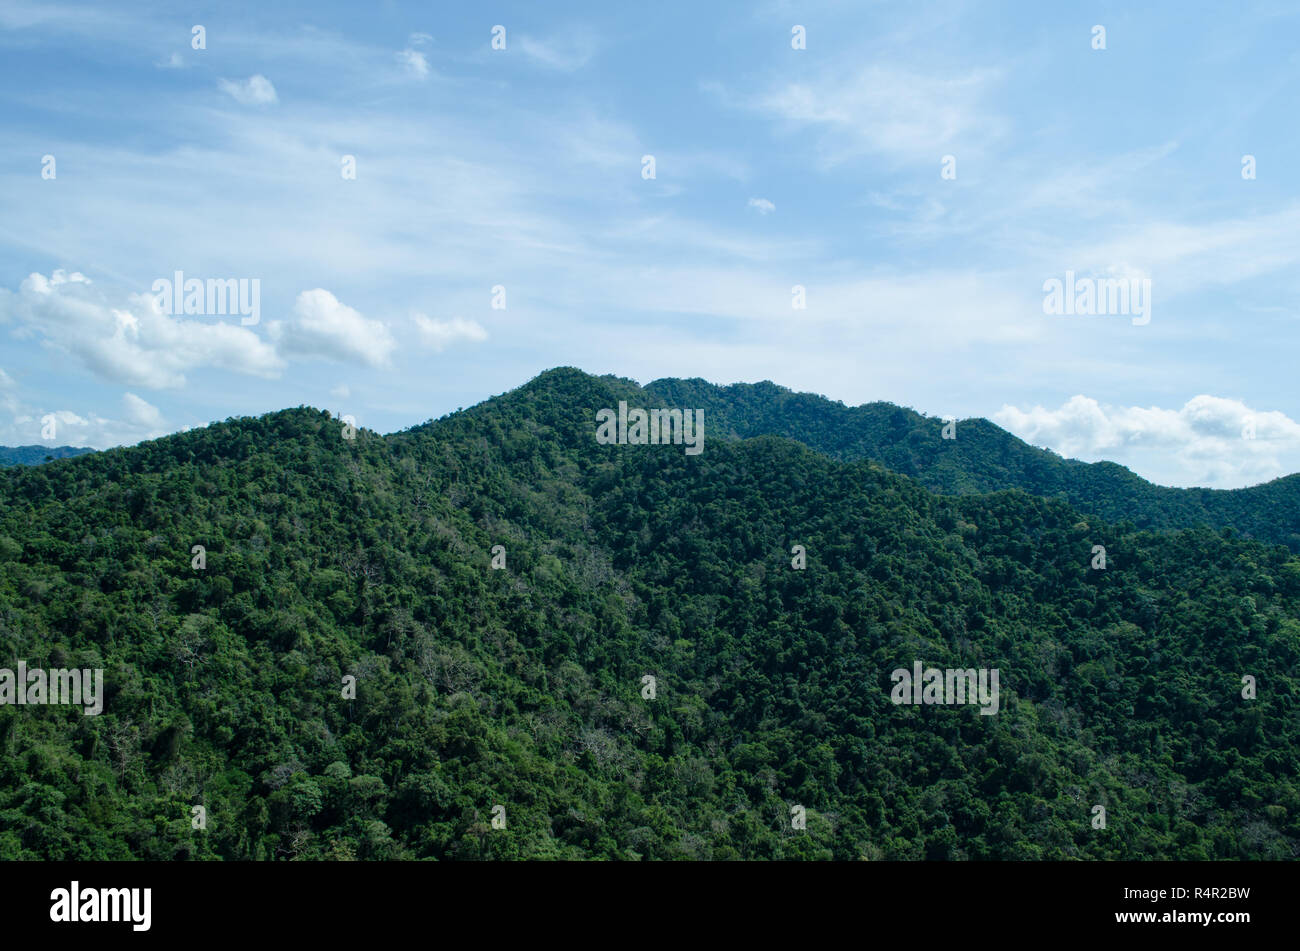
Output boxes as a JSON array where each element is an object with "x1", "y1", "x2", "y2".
[
  {"x1": 0, "y1": 368, "x2": 1296, "y2": 860},
  {"x1": 644, "y1": 376, "x2": 1300, "y2": 551}
]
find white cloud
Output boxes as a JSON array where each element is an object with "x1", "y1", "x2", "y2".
[
  {"x1": 734, "y1": 64, "x2": 1002, "y2": 166},
  {"x1": 747, "y1": 198, "x2": 775, "y2": 215},
  {"x1": 1055, "y1": 203, "x2": 1300, "y2": 301},
  {"x1": 413, "y1": 314, "x2": 488, "y2": 352},
  {"x1": 156, "y1": 52, "x2": 185, "y2": 69},
  {"x1": 397, "y1": 48, "x2": 429, "y2": 79},
  {"x1": 2, "y1": 399, "x2": 167, "y2": 449},
  {"x1": 269, "y1": 289, "x2": 396, "y2": 367},
  {"x1": 0, "y1": 270, "x2": 284, "y2": 388},
  {"x1": 518, "y1": 30, "x2": 598, "y2": 71},
  {"x1": 31, "y1": 409, "x2": 89, "y2": 432},
  {"x1": 995, "y1": 395, "x2": 1300, "y2": 488},
  {"x1": 122, "y1": 392, "x2": 164, "y2": 428},
  {"x1": 218, "y1": 74, "x2": 277, "y2": 105},
  {"x1": 330, "y1": 384, "x2": 351, "y2": 399}
]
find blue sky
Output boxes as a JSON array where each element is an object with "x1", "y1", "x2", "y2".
[{"x1": 2, "y1": 0, "x2": 1299, "y2": 488}]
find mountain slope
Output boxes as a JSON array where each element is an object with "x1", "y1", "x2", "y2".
[
  {"x1": 642, "y1": 376, "x2": 1300, "y2": 551},
  {"x1": 0, "y1": 367, "x2": 1296, "y2": 860}
]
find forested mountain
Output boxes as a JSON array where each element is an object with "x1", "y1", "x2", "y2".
[
  {"x1": 644, "y1": 377, "x2": 1300, "y2": 551},
  {"x1": 0, "y1": 446, "x2": 95, "y2": 467},
  {"x1": 0, "y1": 367, "x2": 1296, "y2": 860}
]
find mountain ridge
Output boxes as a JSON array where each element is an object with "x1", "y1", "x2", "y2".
[
  {"x1": 475, "y1": 367, "x2": 1300, "y2": 550},
  {"x1": 17, "y1": 367, "x2": 1298, "y2": 548}
]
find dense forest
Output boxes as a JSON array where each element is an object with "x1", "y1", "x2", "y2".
[
  {"x1": 0, "y1": 367, "x2": 1296, "y2": 860},
  {"x1": 644, "y1": 377, "x2": 1300, "y2": 551}
]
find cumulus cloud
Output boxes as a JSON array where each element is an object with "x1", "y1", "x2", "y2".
[
  {"x1": 218, "y1": 74, "x2": 277, "y2": 105},
  {"x1": 995, "y1": 395, "x2": 1300, "y2": 488},
  {"x1": 21, "y1": 408, "x2": 88, "y2": 436},
  {"x1": 1, "y1": 392, "x2": 169, "y2": 449},
  {"x1": 747, "y1": 197, "x2": 775, "y2": 215},
  {"x1": 0, "y1": 270, "x2": 284, "y2": 388},
  {"x1": 268, "y1": 289, "x2": 396, "y2": 367},
  {"x1": 413, "y1": 314, "x2": 488, "y2": 352}
]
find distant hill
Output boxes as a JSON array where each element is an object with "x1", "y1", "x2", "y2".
[
  {"x1": 0, "y1": 445, "x2": 95, "y2": 466},
  {"x1": 641, "y1": 376, "x2": 1300, "y2": 551}
]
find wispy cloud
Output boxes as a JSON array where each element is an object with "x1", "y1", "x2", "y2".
[
  {"x1": 723, "y1": 63, "x2": 1005, "y2": 166},
  {"x1": 218, "y1": 74, "x2": 278, "y2": 105},
  {"x1": 518, "y1": 29, "x2": 599, "y2": 71},
  {"x1": 397, "y1": 48, "x2": 429, "y2": 79}
]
